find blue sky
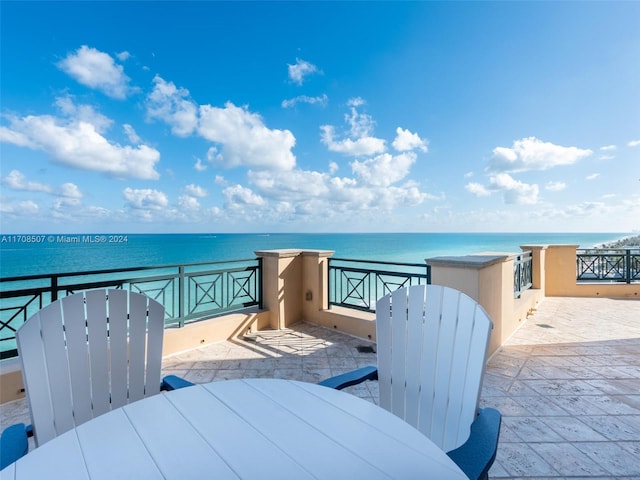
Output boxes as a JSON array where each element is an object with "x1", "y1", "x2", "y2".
[{"x1": 1, "y1": 1, "x2": 638, "y2": 234}]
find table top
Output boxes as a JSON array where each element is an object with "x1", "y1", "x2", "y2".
[{"x1": 1, "y1": 378, "x2": 467, "y2": 479}]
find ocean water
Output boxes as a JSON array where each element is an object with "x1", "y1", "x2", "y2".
[{"x1": 0, "y1": 232, "x2": 631, "y2": 278}]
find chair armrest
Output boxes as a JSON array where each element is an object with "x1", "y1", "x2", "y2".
[
  {"x1": 1, "y1": 423, "x2": 29, "y2": 469},
  {"x1": 161, "y1": 375, "x2": 196, "y2": 391},
  {"x1": 446, "y1": 407, "x2": 502, "y2": 480},
  {"x1": 317, "y1": 365, "x2": 378, "y2": 390}
]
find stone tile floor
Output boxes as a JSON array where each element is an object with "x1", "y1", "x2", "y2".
[{"x1": 1, "y1": 296, "x2": 639, "y2": 479}]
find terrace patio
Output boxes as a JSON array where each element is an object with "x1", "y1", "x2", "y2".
[{"x1": 1, "y1": 295, "x2": 638, "y2": 479}]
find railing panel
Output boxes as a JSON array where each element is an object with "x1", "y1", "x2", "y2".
[
  {"x1": 0, "y1": 259, "x2": 261, "y2": 358},
  {"x1": 328, "y1": 259, "x2": 430, "y2": 312},
  {"x1": 577, "y1": 249, "x2": 640, "y2": 283},
  {"x1": 514, "y1": 251, "x2": 533, "y2": 299}
]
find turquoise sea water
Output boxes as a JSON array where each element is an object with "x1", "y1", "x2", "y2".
[{"x1": 0, "y1": 232, "x2": 631, "y2": 278}]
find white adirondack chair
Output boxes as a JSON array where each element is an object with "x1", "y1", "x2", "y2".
[
  {"x1": 16, "y1": 289, "x2": 167, "y2": 447},
  {"x1": 319, "y1": 285, "x2": 501, "y2": 480}
]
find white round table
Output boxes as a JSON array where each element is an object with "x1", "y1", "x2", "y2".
[{"x1": 1, "y1": 378, "x2": 467, "y2": 479}]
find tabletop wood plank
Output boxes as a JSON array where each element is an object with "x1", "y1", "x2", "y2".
[
  {"x1": 165, "y1": 383, "x2": 316, "y2": 479},
  {"x1": 249, "y1": 379, "x2": 467, "y2": 478},
  {"x1": 204, "y1": 380, "x2": 417, "y2": 479},
  {"x1": 9, "y1": 429, "x2": 89, "y2": 479},
  {"x1": 75, "y1": 408, "x2": 163, "y2": 479},
  {"x1": 123, "y1": 391, "x2": 241, "y2": 479}
]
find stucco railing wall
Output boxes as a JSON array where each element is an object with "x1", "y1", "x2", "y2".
[
  {"x1": 426, "y1": 253, "x2": 544, "y2": 355},
  {"x1": 544, "y1": 245, "x2": 639, "y2": 298},
  {"x1": 4, "y1": 245, "x2": 637, "y2": 404}
]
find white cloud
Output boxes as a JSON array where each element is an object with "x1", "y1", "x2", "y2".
[
  {"x1": 194, "y1": 158, "x2": 207, "y2": 171},
  {"x1": 116, "y1": 51, "x2": 131, "y2": 61},
  {"x1": 320, "y1": 125, "x2": 386, "y2": 156},
  {"x1": 464, "y1": 171, "x2": 474, "y2": 179},
  {"x1": 178, "y1": 195, "x2": 200, "y2": 211},
  {"x1": 248, "y1": 165, "x2": 430, "y2": 218},
  {"x1": 320, "y1": 126, "x2": 386, "y2": 156},
  {"x1": 223, "y1": 184, "x2": 266, "y2": 208},
  {"x1": 599, "y1": 154, "x2": 614, "y2": 160},
  {"x1": 628, "y1": 140, "x2": 640, "y2": 147},
  {"x1": 288, "y1": 58, "x2": 319, "y2": 85},
  {"x1": 123, "y1": 124, "x2": 141, "y2": 144},
  {"x1": 490, "y1": 174, "x2": 539, "y2": 204},
  {"x1": 58, "y1": 183, "x2": 82, "y2": 198},
  {"x1": 0, "y1": 104, "x2": 161, "y2": 180},
  {"x1": 392, "y1": 128, "x2": 428, "y2": 152},
  {"x1": 465, "y1": 182, "x2": 491, "y2": 197},
  {"x1": 488, "y1": 137, "x2": 592, "y2": 172},
  {"x1": 146, "y1": 76, "x2": 198, "y2": 136},
  {"x1": 1, "y1": 170, "x2": 52, "y2": 193},
  {"x1": 146, "y1": 77, "x2": 297, "y2": 171},
  {"x1": 198, "y1": 102, "x2": 296, "y2": 170},
  {"x1": 351, "y1": 152, "x2": 416, "y2": 187},
  {"x1": 600, "y1": 145, "x2": 616, "y2": 151},
  {"x1": 320, "y1": 100, "x2": 386, "y2": 156},
  {"x1": 586, "y1": 173, "x2": 600, "y2": 180},
  {"x1": 184, "y1": 184, "x2": 207, "y2": 197},
  {"x1": 57, "y1": 45, "x2": 132, "y2": 99},
  {"x1": 281, "y1": 94, "x2": 328, "y2": 108},
  {"x1": 545, "y1": 181, "x2": 566, "y2": 191},
  {"x1": 0, "y1": 199, "x2": 39, "y2": 216},
  {"x1": 123, "y1": 188, "x2": 169, "y2": 210},
  {"x1": 55, "y1": 96, "x2": 112, "y2": 133},
  {"x1": 466, "y1": 173, "x2": 539, "y2": 205}
]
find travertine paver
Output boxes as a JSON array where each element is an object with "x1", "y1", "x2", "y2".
[
  {"x1": 1, "y1": 296, "x2": 639, "y2": 479},
  {"x1": 481, "y1": 296, "x2": 640, "y2": 479}
]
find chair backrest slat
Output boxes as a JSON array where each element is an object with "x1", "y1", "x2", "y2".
[
  {"x1": 84, "y1": 290, "x2": 111, "y2": 417},
  {"x1": 15, "y1": 312, "x2": 56, "y2": 443},
  {"x1": 38, "y1": 301, "x2": 75, "y2": 435},
  {"x1": 376, "y1": 293, "x2": 392, "y2": 411},
  {"x1": 375, "y1": 284, "x2": 492, "y2": 452},
  {"x1": 62, "y1": 292, "x2": 93, "y2": 425},
  {"x1": 108, "y1": 289, "x2": 129, "y2": 407},
  {"x1": 17, "y1": 289, "x2": 165, "y2": 447},
  {"x1": 145, "y1": 299, "x2": 165, "y2": 398},
  {"x1": 128, "y1": 291, "x2": 148, "y2": 402},
  {"x1": 404, "y1": 285, "x2": 426, "y2": 428}
]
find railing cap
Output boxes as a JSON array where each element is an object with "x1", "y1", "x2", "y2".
[
  {"x1": 520, "y1": 245, "x2": 549, "y2": 251},
  {"x1": 301, "y1": 250, "x2": 335, "y2": 258},
  {"x1": 254, "y1": 249, "x2": 303, "y2": 258},
  {"x1": 426, "y1": 253, "x2": 514, "y2": 269}
]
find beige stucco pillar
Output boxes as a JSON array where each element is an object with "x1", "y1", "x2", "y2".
[
  {"x1": 521, "y1": 245, "x2": 548, "y2": 291},
  {"x1": 426, "y1": 254, "x2": 515, "y2": 355},
  {"x1": 255, "y1": 249, "x2": 304, "y2": 329},
  {"x1": 301, "y1": 250, "x2": 335, "y2": 317},
  {"x1": 544, "y1": 245, "x2": 579, "y2": 296}
]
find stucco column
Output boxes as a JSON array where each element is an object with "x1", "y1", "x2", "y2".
[
  {"x1": 521, "y1": 245, "x2": 547, "y2": 291},
  {"x1": 301, "y1": 250, "x2": 335, "y2": 317},
  {"x1": 426, "y1": 254, "x2": 514, "y2": 355},
  {"x1": 255, "y1": 249, "x2": 304, "y2": 329},
  {"x1": 544, "y1": 245, "x2": 579, "y2": 296}
]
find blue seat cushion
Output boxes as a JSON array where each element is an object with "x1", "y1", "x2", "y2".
[{"x1": 1, "y1": 423, "x2": 28, "y2": 469}]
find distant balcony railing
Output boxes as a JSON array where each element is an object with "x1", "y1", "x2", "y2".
[
  {"x1": 514, "y1": 251, "x2": 533, "y2": 298},
  {"x1": 328, "y1": 258, "x2": 431, "y2": 312},
  {"x1": 0, "y1": 258, "x2": 262, "y2": 359},
  {"x1": 577, "y1": 248, "x2": 640, "y2": 283}
]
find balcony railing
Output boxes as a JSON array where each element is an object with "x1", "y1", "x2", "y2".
[
  {"x1": 0, "y1": 258, "x2": 262, "y2": 359},
  {"x1": 328, "y1": 258, "x2": 431, "y2": 312},
  {"x1": 576, "y1": 248, "x2": 640, "y2": 283},
  {"x1": 514, "y1": 251, "x2": 533, "y2": 298}
]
